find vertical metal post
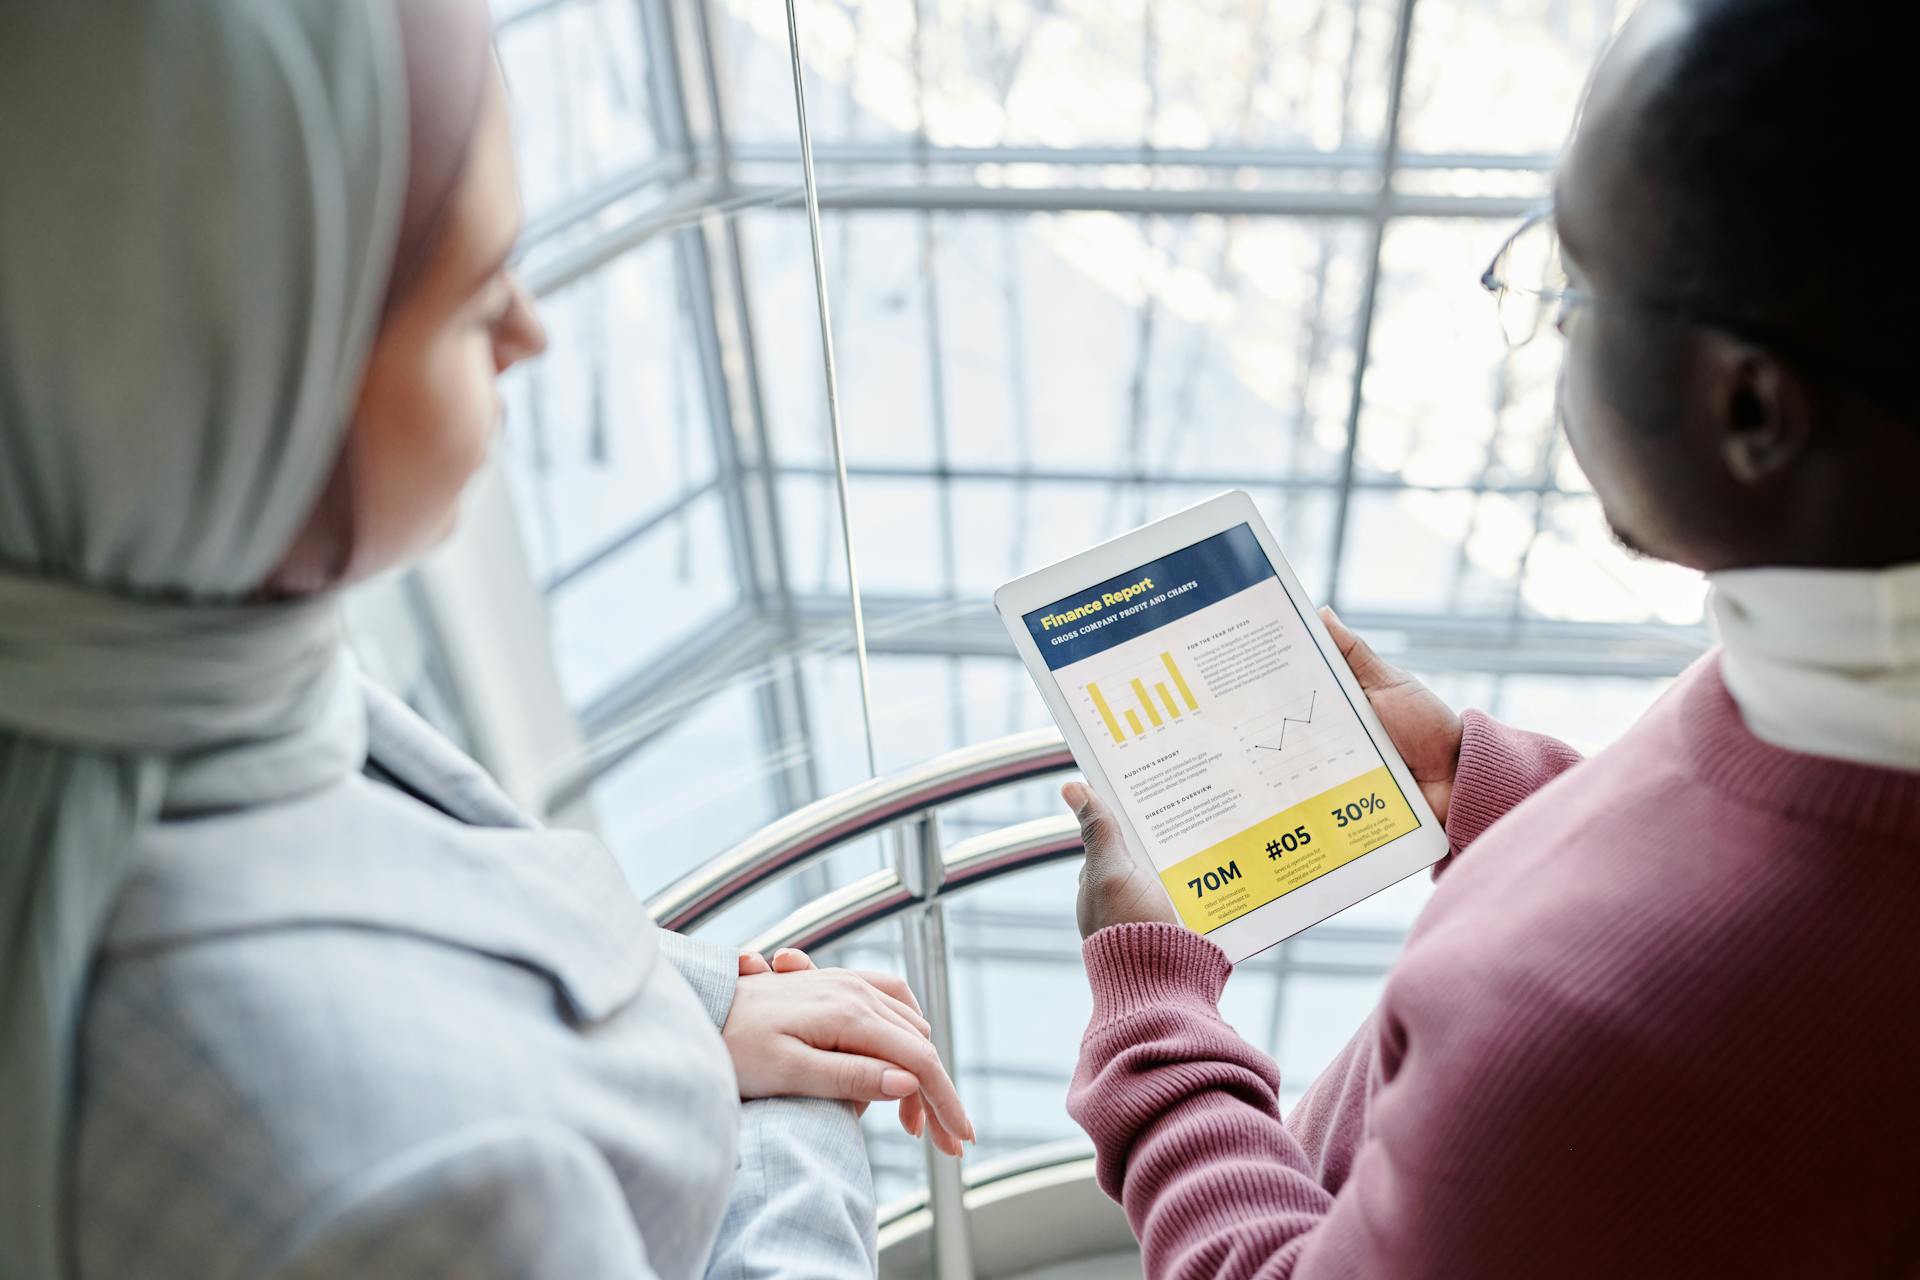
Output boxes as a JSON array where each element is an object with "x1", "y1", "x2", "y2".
[
  {"x1": 907, "y1": 0, "x2": 960, "y2": 598},
  {"x1": 897, "y1": 812, "x2": 974, "y2": 1280},
  {"x1": 1323, "y1": 0, "x2": 1421, "y2": 610},
  {"x1": 683, "y1": 0, "x2": 828, "y2": 881},
  {"x1": 654, "y1": 0, "x2": 827, "y2": 891},
  {"x1": 631, "y1": 0, "x2": 693, "y2": 156},
  {"x1": 779, "y1": 0, "x2": 883, "y2": 781}
]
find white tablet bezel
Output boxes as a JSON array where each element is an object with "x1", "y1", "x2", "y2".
[{"x1": 994, "y1": 489, "x2": 1448, "y2": 963}]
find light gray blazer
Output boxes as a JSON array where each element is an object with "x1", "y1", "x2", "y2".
[{"x1": 70, "y1": 681, "x2": 746, "y2": 1280}]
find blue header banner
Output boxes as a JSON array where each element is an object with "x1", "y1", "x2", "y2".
[{"x1": 1021, "y1": 523, "x2": 1276, "y2": 670}]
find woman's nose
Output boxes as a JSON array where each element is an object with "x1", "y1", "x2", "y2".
[{"x1": 495, "y1": 275, "x2": 548, "y2": 371}]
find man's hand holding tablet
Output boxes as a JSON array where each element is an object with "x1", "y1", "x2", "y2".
[
  {"x1": 1062, "y1": 606, "x2": 1467, "y2": 937},
  {"x1": 995, "y1": 491, "x2": 1452, "y2": 962},
  {"x1": 1316, "y1": 607, "x2": 1464, "y2": 826},
  {"x1": 1061, "y1": 778, "x2": 1179, "y2": 937}
]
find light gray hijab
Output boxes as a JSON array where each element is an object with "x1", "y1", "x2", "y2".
[{"x1": 0, "y1": 4, "x2": 479, "y2": 1275}]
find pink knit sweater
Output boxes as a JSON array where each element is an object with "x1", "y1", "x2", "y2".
[{"x1": 1069, "y1": 656, "x2": 1920, "y2": 1278}]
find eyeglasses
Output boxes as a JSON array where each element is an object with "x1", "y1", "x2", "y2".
[
  {"x1": 1479, "y1": 205, "x2": 1918, "y2": 421},
  {"x1": 1479, "y1": 205, "x2": 1594, "y2": 349}
]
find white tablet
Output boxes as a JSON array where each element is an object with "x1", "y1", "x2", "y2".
[{"x1": 994, "y1": 490, "x2": 1447, "y2": 963}]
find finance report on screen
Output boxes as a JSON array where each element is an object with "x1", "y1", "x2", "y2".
[{"x1": 1021, "y1": 523, "x2": 1423, "y2": 933}]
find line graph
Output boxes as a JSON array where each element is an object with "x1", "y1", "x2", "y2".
[
  {"x1": 1248, "y1": 690, "x2": 1315, "y2": 754},
  {"x1": 1235, "y1": 686, "x2": 1373, "y2": 805}
]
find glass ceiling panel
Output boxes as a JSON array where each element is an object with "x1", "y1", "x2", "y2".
[
  {"x1": 1336, "y1": 487, "x2": 1543, "y2": 617},
  {"x1": 495, "y1": 0, "x2": 663, "y2": 218},
  {"x1": 544, "y1": 489, "x2": 740, "y2": 707},
  {"x1": 1358, "y1": 217, "x2": 1564, "y2": 490},
  {"x1": 1400, "y1": 0, "x2": 1631, "y2": 155},
  {"x1": 1523, "y1": 494, "x2": 1712, "y2": 624},
  {"x1": 743, "y1": 209, "x2": 1370, "y2": 483},
  {"x1": 498, "y1": 235, "x2": 717, "y2": 585},
  {"x1": 590, "y1": 676, "x2": 777, "y2": 890},
  {"x1": 716, "y1": 0, "x2": 1401, "y2": 151}
]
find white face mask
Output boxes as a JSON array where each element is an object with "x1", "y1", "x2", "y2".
[{"x1": 1710, "y1": 563, "x2": 1920, "y2": 772}]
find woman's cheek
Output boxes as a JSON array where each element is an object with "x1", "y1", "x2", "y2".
[{"x1": 428, "y1": 330, "x2": 504, "y2": 479}]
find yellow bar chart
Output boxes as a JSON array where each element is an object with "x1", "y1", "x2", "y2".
[
  {"x1": 1161, "y1": 651, "x2": 1199, "y2": 711},
  {"x1": 1131, "y1": 679, "x2": 1163, "y2": 727},
  {"x1": 1087, "y1": 652, "x2": 1201, "y2": 743},
  {"x1": 1156, "y1": 683, "x2": 1182, "y2": 720},
  {"x1": 1087, "y1": 683, "x2": 1124, "y2": 742}
]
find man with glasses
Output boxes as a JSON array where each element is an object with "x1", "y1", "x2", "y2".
[{"x1": 1060, "y1": 2, "x2": 1920, "y2": 1275}]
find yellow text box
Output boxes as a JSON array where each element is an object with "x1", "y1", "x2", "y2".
[{"x1": 1157, "y1": 765, "x2": 1418, "y2": 933}]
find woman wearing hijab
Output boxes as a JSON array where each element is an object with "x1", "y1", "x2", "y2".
[{"x1": 0, "y1": 3, "x2": 970, "y2": 1277}]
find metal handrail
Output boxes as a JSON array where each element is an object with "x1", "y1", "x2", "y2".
[
  {"x1": 642, "y1": 730, "x2": 1085, "y2": 1280},
  {"x1": 744, "y1": 814, "x2": 1084, "y2": 954},
  {"x1": 646, "y1": 727, "x2": 1076, "y2": 932}
]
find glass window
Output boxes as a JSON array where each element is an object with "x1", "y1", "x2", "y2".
[
  {"x1": 545, "y1": 490, "x2": 741, "y2": 707},
  {"x1": 717, "y1": 0, "x2": 1402, "y2": 151},
  {"x1": 1401, "y1": 0, "x2": 1630, "y2": 156},
  {"x1": 1358, "y1": 218, "x2": 1562, "y2": 490},
  {"x1": 495, "y1": 0, "x2": 664, "y2": 218},
  {"x1": 1520, "y1": 494, "x2": 1711, "y2": 624},
  {"x1": 1335, "y1": 488, "x2": 1541, "y2": 616},
  {"x1": 499, "y1": 236, "x2": 718, "y2": 586},
  {"x1": 590, "y1": 679, "x2": 778, "y2": 893}
]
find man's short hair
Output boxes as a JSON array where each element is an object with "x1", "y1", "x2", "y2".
[{"x1": 1631, "y1": 0, "x2": 1912, "y2": 419}]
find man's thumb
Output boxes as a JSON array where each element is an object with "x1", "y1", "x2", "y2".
[
  {"x1": 1063, "y1": 782, "x2": 1120, "y2": 856},
  {"x1": 1320, "y1": 606, "x2": 1395, "y2": 689}
]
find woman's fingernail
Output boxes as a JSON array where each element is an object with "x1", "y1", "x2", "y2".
[{"x1": 881, "y1": 1069, "x2": 918, "y2": 1097}]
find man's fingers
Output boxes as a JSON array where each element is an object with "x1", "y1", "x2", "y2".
[
  {"x1": 1319, "y1": 606, "x2": 1400, "y2": 692},
  {"x1": 1062, "y1": 781, "x2": 1124, "y2": 863},
  {"x1": 738, "y1": 951, "x2": 771, "y2": 977}
]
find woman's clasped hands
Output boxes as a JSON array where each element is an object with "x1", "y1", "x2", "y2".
[{"x1": 723, "y1": 948, "x2": 974, "y2": 1156}]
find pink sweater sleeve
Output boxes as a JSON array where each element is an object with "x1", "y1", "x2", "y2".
[
  {"x1": 1441, "y1": 710, "x2": 1584, "y2": 859},
  {"x1": 1069, "y1": 924, "x2": 1336, "y2": 1278},
  {"x1": 1069, "y1": 921, "x2": 1648, "y2": 1280},
  {"x1": 1067, "y1": 721, "x2": 1595, "y2": 1279},
  {"x1": 1285, "y1": 713, "x2": 1585, "y2": 1187}
]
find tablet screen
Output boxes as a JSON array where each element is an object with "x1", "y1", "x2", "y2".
[{"x1": 1021, "y1": 523, "x2": 1424, "y2": 934}]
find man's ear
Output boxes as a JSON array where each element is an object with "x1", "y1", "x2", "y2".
[{"x1": 1710, "y1": 335, "x2": 1814, "y2": 485}]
